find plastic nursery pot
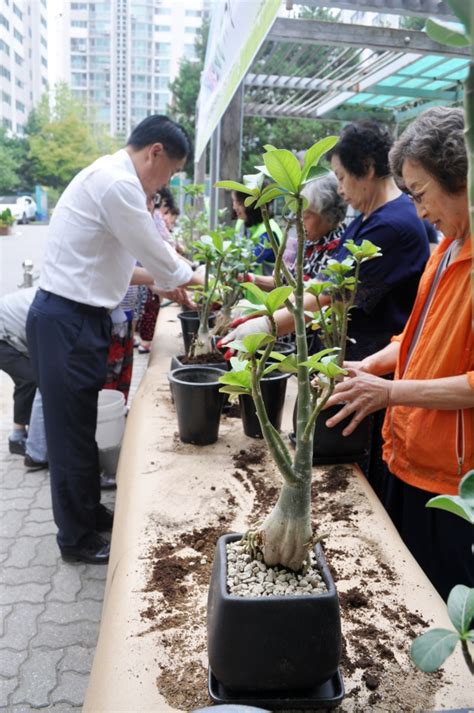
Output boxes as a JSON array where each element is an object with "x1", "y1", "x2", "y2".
[
  {"x1": 291, "y1": 401, "x2": 369, "y2": 465},
  {"x1": 168, "y1": 366, "x2": 225, "y2": 446},
  {"x1": 207, "y1": 533, "x2": 343, "y2": 704},
  {"x1": 239, "y1": 371, "x2": 290, "y2": 439},
  {"x1": 177, "y1": 310, "x2": 216, "y2": 356}
]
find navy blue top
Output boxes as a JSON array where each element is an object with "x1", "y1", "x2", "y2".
[{"x1": 320, "y1": 193, "x2": 430, "y2": 360}]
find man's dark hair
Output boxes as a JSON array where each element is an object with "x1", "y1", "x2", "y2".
[
  {"x1": 127, "y1": 115, "x2": 191, "y2": 159},
  {"x1": 328, "y1": 121, "x2": 394, "y2": 179}
]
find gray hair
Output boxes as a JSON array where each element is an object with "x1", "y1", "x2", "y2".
[
  {"x1": 389, "y1": 106, "x2": 467, "y2": 195},
  {"x1": 301, "y1": 172, "x2": 347, "y2": 229}
]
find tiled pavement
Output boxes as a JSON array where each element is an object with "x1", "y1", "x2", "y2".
[{"x1": 0, "y1": 351, "x2": 149, "y2": 711}]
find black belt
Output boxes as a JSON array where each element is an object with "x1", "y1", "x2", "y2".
[{"x1": 38, "y1": 289, "x2": 109, "y2": 315}]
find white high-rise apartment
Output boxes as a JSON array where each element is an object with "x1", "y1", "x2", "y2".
[
  {"x1": 55, "y1": 0, "x2": 210, "y2": 139},
  {"x1": 0, "y1": 0, "x2": 48, "y2": 134}
]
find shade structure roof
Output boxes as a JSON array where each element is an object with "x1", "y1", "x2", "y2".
[{"x1": 243, "y1": 1, "x2": 469, "y2": 124}]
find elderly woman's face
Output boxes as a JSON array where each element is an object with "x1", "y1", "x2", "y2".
[
  {"x1": 330, "y1": 155, "x2": 371, "y2": 213},
  {"x1": 402, "y1": 159, "x2": 469, "y2": 241},
  {"x1": 303, "y1": 210, "x2": 331, "y2": 242}
]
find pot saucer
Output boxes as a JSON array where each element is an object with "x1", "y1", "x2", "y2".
[{"x1": 208, "y1": 667, "x2": 344, "y2": 709}]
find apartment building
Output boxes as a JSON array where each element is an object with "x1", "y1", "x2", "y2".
[
  {"x1": 55, "y1": 0, "x2": 210, "y2": 139},
  {"x1": 0, "y1": 0, "x2": 48, "y2": 134}
]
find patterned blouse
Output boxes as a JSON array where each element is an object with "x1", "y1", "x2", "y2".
[{"x1": 289, "y1": 224, "x2": 346, "y2": 280}]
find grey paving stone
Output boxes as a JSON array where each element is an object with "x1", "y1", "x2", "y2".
[
  {"x1": 0, "y1": 605, "x2": 13, "y2": 636},
  {"x1": 40, "y1": 599, "x2": 103, "y2": 625},
  {"x1": 32, "y1": 620, "x2": 99, "y2": 649},
  {"x1": 0, "y1": 647, "x2": 28, "y2": 677},
  {"x1": 48, "y1": 563, "x2": 84, "y2": 603},
  {"x1": 20, "y1": 520, "x2": 57, "y2": 537},
  {"x1": 10, "y1": 647, "x2": 63, "y2": 707},
  {"x1": 32, "y1": 535, "x2": 60, "y2": 567},
  {"x1": 24, "y1": 507, "x2": 55, "y2": 523},
  {"x1": 0, "y1": 510, "x2": 27, "y2": 538},
  {"x1": 0, "y1": 583, "x2": 50, "y2": 606},
  {"x1": 0, "y1": 497, "x2": 37, "y2": 512},
  {"x1": 75, "y1": 576, "x2": 107, "y2": 601},
  {"x1": 0, "y1": 536, "x2": 14, "y2": 556},
  {"x1": 2, "y1": 537, "x2": 39, "y2": 568},
  {"x1": 0, "y1": 603, "x2": 44, "y2": 651},
  {"x1": 59, "y1": 644, "x2": 95, "y2": 674},
  {"x1": 0, "y1": 675, "x2": 19, "y2": 707},
  {"x1": 32, "y1": 486, "x2": 54, "y2": 509},
  {"x1": 3, "y1": 486, "x2": 41, "y2": 502},
  {"x1": 51, "y1": 670, "x2": 90, "y2": 707},
  {"x1": 2, "y1": 564, "x2": 55, "y2": 586}
]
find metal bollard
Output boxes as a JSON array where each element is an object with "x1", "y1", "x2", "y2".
[{"x1": 18, "y1": 259, "x2": 37, "y2": 289}]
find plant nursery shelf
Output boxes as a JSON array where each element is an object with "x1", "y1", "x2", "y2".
[{"x1": 84, "y1": 306, "x2": 471, "y2": 713}]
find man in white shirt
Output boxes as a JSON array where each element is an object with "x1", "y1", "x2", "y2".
[{"x1": 26, "y1": 115, "x2": 200, "y2": 565}]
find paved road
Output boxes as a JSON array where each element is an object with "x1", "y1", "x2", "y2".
[{"x1": 0, "y1": 229, "x2": 149, "y2": 709}]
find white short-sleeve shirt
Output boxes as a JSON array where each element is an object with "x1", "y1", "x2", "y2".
[{"x1": 40, "y1": 149, "x2": 192, "y2": 308}]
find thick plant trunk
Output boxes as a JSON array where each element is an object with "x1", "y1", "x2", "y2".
[
  {"x1": 260, "y1": 479, "x2": 312, "y2": 571},
  {"x1": 191, "y1": 323, "x2": 214, "y2": 357}
]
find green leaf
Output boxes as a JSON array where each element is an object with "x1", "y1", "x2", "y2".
[
  {"x1": 242, "y1": 333, "x2": 274, "y2": 355},
  {"x1": 242, "y1": 282, "x2": 269, "y2": 307},
  {"x1": 243, "y1": 172, "x2": 265, "y2": 190},
  {"x1": 410, "y1": 629, "x2": 459, "y2": 672},
  {"x1": 459, "y1": 469, "x2": 474, "y2": 503},
  {"x1": 426, "y1": 495, "x2": 474, "y2": 524},
  {"x1": 263, "y1": 149, "x2": 301, "y2": 193},
  {"x1": 244, "y1": 195, "x2": 258, "y2": 207},
  {"x1": 467, "y1": 630, "x2": 474, "y2": 641},
  {"x1": 219, "y1": 370, "x2": 252, "y2": 390},
  {"x1": 266, "y1": 286, "x2": 293, "y2": 314},
  {"x1": 255, "y1": 187, "x2": 286, "y2": 208},
  {"x1": 446, "y1": 0, "x2": 472, "y2": 34},
  {"x1": 425, "y1": 18, "x2": 470, "y2": 47},
  {"x1": 301, "y1": 136, "x2": 338, "y2": 181},
  {"x1": 303, "y1": 165, "x2": 329, "y2": 183},
  {"x1": 219, "y1": 384, "x2": 250, "y2": 396},
  {"x1": 263, "y1": 144, "x2": 277, "y2": 152},
  {"x1": 229, "y1": 356, "x2": 249, "y2": 372},
  {"x1": 447, "y1": 585, "x2": 474, "y2": 635},
  {"x1": 214, "y1": 180, "x2": 254, "y2": 194},
  {"x1": 263, "y1": 355, "x2": 298, "y2": 375}
]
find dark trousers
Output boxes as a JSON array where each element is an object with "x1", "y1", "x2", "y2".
[
  {"x1": 384, "y1": 468, "x2": 474, "y2": 601},
  {"x1": 0, "y1": 339, "x2": 36, "y2": 425},
  {"x1": 26, "y1": 289, "x2": 111, "y2": 548}
]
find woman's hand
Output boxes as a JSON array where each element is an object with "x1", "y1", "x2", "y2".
[
  {"x1": 324, "y1": 369, "x2": 393, "y2": 436},
  {"x1": 216, "y1": 315, "x2": 271, "y2": 358}
]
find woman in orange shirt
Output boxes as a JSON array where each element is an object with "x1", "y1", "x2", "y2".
[{"x1": 326, "y1": 106, "x2": 474, "y2": 600}]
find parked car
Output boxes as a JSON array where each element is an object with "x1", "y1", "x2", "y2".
[{"x1": 0, "y1": 195, "x2": 37, "y2": 224}]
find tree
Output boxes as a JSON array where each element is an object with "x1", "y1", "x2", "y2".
[
  {"x1": 26, "y1": 84, "x2": 118, "y2": 194},
  {"x1": 0, "y1": 128, "x2": 22, "y2": 193}
]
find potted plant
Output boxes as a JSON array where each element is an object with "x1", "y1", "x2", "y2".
[
  {"x1": 175, "y1": 228, "x2": 234, "y2": 367},
  {"x1": 206, "y1": 139, "x2": 381, "y2": 706},
  {"x1": 173, "y1": 183, "x2": 209, "y2": 256},
  {"x1": 0, "y1": 208, "x2": 15, "y2": 236}
]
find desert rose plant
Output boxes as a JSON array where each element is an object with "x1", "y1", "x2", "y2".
[{"x1": 216, "y1": 139, "x2": 381, "y2": 571}]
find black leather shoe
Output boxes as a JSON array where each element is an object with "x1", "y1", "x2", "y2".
[
  {"x1": 60, "y1": 533, "x2": 110, "y2": 564},
  {"x1": 9, "y1": 438, "x2": 26, "y2": 456},
  {"x1": 24, "y1": 454, "x2": 49, "y2": 471},
  {"x1": 100, "y1": 473, "x2": 117, "y2": 490},
  {"x1": 96, "y1": 504, "x2": 114, "y2": 532}
]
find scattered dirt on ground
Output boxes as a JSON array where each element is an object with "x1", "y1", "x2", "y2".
[{"x1": 137, "y1": 455, "x2": 444, "y2": 712}]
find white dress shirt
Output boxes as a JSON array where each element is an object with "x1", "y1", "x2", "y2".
[{"x1": 40, "y1": 149, "x2": 192, "y2": 308}]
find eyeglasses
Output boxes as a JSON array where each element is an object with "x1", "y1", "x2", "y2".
[{"x1": 401, "y1": 180, "x2": 431, "y2": 205}]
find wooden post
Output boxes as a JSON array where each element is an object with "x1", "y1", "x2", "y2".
[{"x1": 218, "y1": 82, "x2": 244, "y2": 225}]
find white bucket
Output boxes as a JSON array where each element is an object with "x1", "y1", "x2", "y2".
[{"x1": 96, "y1": 390, "x2": 126, "y2": 450}]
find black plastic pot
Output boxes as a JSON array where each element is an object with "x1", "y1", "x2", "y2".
[
  {"x1": 291, "y1": 401, "x2": 369, "y2": 465},
  {"x1": 207, "y1": 533, "x2": 343, "y2": 706},
  {"x1": 239, "y1": 372, "x2": 290, "y2": 439},
  {"x1": 177, "y1": 310, "x2": 216, "y2": 356},
  {"x1": 170, "y1": 354, "x2": 229, "y2": 373},
  {"x1": 168, "y1": 366, "x2": 225, "y2": 445}
]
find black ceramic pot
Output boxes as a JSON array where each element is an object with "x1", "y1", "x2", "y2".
[
  {"x1": 207, "y1": 533, "x2": 342, "y2": 699},
  {"x1": 177, "y1": 310, "x2": 216, "y2": 355},
  {"x1": 291, "y1": 401, "x2": 369, "y2": 465},
  {"x1": 168, "y1": 366, "x2": 225, "y2": 445},
  {"x1": 239, "y1": 372, "x2": 290, "y2": 439}
]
